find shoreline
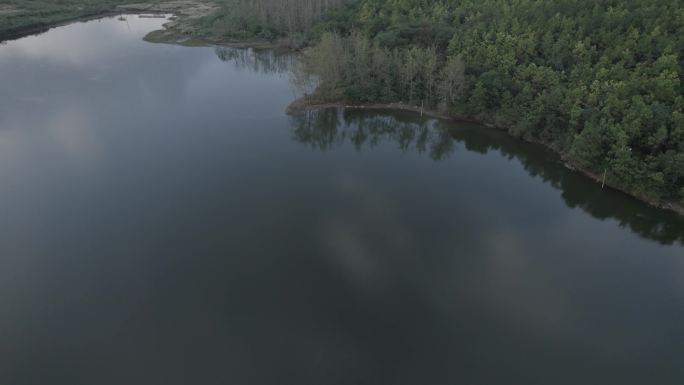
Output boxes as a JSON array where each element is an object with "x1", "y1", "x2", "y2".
[
  {"x1": 142, "y1": 25, "x2": 301, "y2": 49},
  {"x1": 0, "y1": 8, "x2": 176, "y2": 44},
  {"x1": 287, "y1": 97, "x2": 684, "y2": 218},
  {"x1": 0, "y1": 11, "x2": 122, "y2": 43},
  {"x1": 3, "y1": 13, "x2": 681, "y2": 218},
  {"x1": 0, "y1": 1, "x2": 214, "y2": 44}
]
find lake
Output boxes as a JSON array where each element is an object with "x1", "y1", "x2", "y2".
[{"x1": 1, "y1": 15, "x2": 683, "y2": 385}]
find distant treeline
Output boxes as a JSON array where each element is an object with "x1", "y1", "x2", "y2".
[
  {"x1": 194, "y1": 0, "x2": 350, "y2": 42},
  {"x1": 205, "y1": 0, "x2": 683, "y2": 206},
  {"x1": 290, "y1": 0, "x2": 683, "y2": 206}
]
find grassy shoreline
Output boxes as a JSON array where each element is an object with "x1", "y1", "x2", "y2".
[
  {"x1": 287, "y1": 96, "x2": 684, "y2": 217},
  {"x1": 0, "y1": 1, "x2": 216, "y2": 43}
]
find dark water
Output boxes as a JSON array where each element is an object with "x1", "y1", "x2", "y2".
[{"x1": 1, "y1": 16, "x2": 683, "y2": 385}]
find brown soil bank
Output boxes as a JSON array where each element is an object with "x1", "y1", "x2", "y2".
[{"x1": 288, "y1": 96, "x2": 684, "y2": 218}]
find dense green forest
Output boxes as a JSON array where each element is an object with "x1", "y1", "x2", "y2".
[
  {"x1": 198, "y1": 0, "x2": 684, "y2": 207},
  {"x1": 289, "y1": 0, "x2": 684, "y2": 207},
  {"x1": 2, "y1": 0, "x2": 683, "y2": 208}
]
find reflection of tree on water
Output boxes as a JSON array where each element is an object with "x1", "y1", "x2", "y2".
[
  {"x1": 290, "y1": 107, "x2": 684, "y2": 246},
  {"x1": 214, "y1": 47, "x2": 294, "y2": 74},
  {"x1": 291, "y1": 108, "x2": 456, "y2": 160},
  {"x1": 449, "y1": 125, "x2": 684, "y2": 246}
]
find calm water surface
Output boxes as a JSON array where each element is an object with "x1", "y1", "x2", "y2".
[{"x1": 1, "y1": 16, "x2": 684, "y2": 385}]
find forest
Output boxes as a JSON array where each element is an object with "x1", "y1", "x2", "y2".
[
  {"x1": 2, "y1": 0, "x2": 683, "y2": 208},
  {"x1": 204, "y1": 0, "x2": 684, "y2": 207},
  {"x1": 191, "y1": 0, "x2": 350, "y2": 45},
  {"x1": 301, "y1": 0, "x2": 684, "y2": 207}
]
